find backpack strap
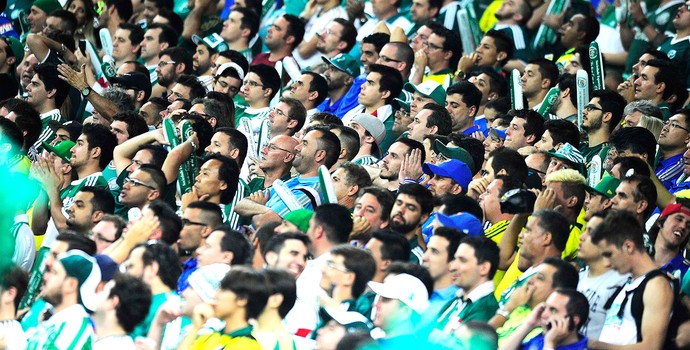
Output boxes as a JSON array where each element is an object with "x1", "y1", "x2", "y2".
[
  {"x1": 629, "y1": 269, "x2": 676, "y2": 342},
  {"x1": 295, "y1": 186, "x2": 321, "y2": 209}
]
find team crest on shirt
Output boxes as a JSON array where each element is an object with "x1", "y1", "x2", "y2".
[{"x1": 669, "y1": 49, "x2": 677, "y2": 59}]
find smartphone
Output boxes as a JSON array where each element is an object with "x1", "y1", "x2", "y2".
[{"x1": 79, "y1": 39, "x2": 87, "y2": 55}]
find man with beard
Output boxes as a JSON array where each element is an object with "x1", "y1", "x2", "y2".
[
  {"x1": 580, "y1": 90, "x2": 626, "y2": 186},
  {"x1": 140, "y1": 23, "x2": 178, "y2": 85},
  {"x1": 283, "y1": 72, "x2": 328, "y2": 119},
  {"x1": 252, "y1": 14, "x2": 304, "y2": 68},
  {"x1": 318, "y1": 53, "x2": 359, "y2": 117},
  {"x1": 650, "y1": 201, "x2": 690, "y2": 280},
  {"x1": 28, "y1": 63, "x2": 70, "y2": 152},
  {"x1": 64, "y1": 187, "x2": 115, "y2": 236},
  {"x1": 192, "y1": 33, "x2": 229, "y2": 90},
  {"x1": 16, "y1": 54, "x2": 39, "y2": 96},
  {"x1": 520, "y1": 58, "x2": 558, "y2": 110},
  {"x1": 377, "y1": 138, "x2": 426, "y2": 191},
  {"x1": 118, "y1": 165, "x2": 166, "y2": 211},
  {"x1": 263, "y1": 232, "x2": 310, "y2": 278},
  {"x1": 390, "y1": 183, "x2": 434, "y2": 264},
  {"x1": 27, "y1": 250, "x2": 100, "y2": 349},
  {"x1": 26, "y1": 0, "x2": 61, "y2": 34},
  {"x1": 154, "y1": 47, "x2": 193, "y2": 98}
]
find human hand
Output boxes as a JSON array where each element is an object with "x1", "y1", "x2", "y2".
[
  {"x1": 181, "y1": 186, "x2": 211, "y2": 211},
  {"x1": 526, "y1": 302, "x2": 545, "y2": 328},
  {"x1": 534, "y1": 187, "x2": 561, "y2": 211},
  {"x1": 153, "y1": 299, "x2": 182, "y2": 325},
  {"x1": 191, "y1": 303, "x2": 215, "y2": 329},
  {"x1": 57, "y1": 63, "x2": 88, "y2": 91},
  {"x1": 504, "y1": 282, "x2": 535, "y2": 313},
  {"x1": 248, "y1": 189, "x2": 270, "y2": 205},
  {"x1": 398, "y1": 148, "x2": 424, "y2": 183},
  {"x1": 544, "y1": 315, "x2": 572, "y2": 347},
  {"x1": 458, "y1": 53, "x2": 477, "y2": 73},
  {"x1": 124, "y1": 211, "x2": 160, "y2": 243},
  {"x1": 467, "y1": 177, "x2": 490, "y2": 200},
  {"x1": 413, "y1": 50, "x2": 428, "y2": 71},
  {"x1": 350, "y1": 216, "x2": 372, "y2": 241}
]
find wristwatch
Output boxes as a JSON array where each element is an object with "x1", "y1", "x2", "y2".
[
  {"x1": 80, "y1": 87, "x2": 91, "y2": 97},
  {"x1": 455, "y1": 70, "x2": 466, "y2": 80}
]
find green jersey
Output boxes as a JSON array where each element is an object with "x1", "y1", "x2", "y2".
[
  {"x1": 33, "y1": 109, "x2": 64, "y2": 152},
  {"x1": 131, "y1": 291, "x2": 181, "y2": 338},
  {"x1": 659, "y1": 34, "x2": 690, "y2": 91}
]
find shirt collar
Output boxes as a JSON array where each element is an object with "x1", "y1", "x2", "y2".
[{"x1": 456, "y1": 280, "x2": 494, "y2": 302}]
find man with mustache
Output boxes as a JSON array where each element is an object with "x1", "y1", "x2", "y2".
[{"x1": 389, "y1": 183, "x2": 434, "y2": 264}]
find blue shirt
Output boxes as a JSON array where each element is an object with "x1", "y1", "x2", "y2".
[
  {"x1": 521, "y1": 333, "x2": 588, "y2": 350},
  {"x1": 461, "y1": 124, "x2": 482, "y2": 135},
  {"x1": 661, "y1": 253, "x2": 690, "y2": 281},
  {"x1": 656, "y1": 153, "x2": 684, "y2": 190},
  {"x1": 265, "y1": 176, "x2": 322, "y2": 217},
  {"x1": 317, "y1": 96, "x2": 346, "y2": 115},
  {"x1": 334, "y1": 76, "x2": 365, "y2": 118},
  {"x1": 177, "y1": 257, "x2": 198, "y2": 294}
]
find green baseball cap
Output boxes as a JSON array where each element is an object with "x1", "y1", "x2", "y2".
[
  {"x1": 433, "y1": 140, "x2": 476, "y2": 174},
  {"x1": 283, "y1": 209, "x2": 314, "y2": 233},
  {"x1": 546, "y1": 143, "x2": 585, "y2": 175},
  {"x1": 404, "y1": 80, "x2": 446, "y2": 106},
  {"x1": 42, "y1": 140, "x2": 76, "y2": 163},
  {"x1": 2, "y1": 36, "x2": 24, "y2": 63},
  {"x1": 322, "y1": 54, "x2": 360, "y2": 77},
  {"x1": 192, "y1": 33, "x2": 229, "y2": 53},
  {"x1": 32, "y1": 0, "x2": 62, "y2": 15},
  {"x1": 585, "y1": 175, "x2": 621, "y2": 199},
  {"x1": 392, "y1": 97, "x2": 410, "y2": 112}
]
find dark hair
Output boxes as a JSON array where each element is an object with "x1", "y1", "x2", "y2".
[
  {"x1": 81, "y1": 124, "x2": 118, "y2": 169},
  {"x1": 338, "y1": 161, "x2": 372, "y2": 189},
  {"x1": 250, "y1": 64, "x2": 281, "y2": 100},
  {"x1": 303, "y1": 71, "x2": 328, "y2": 106},
  {"x1": 282, "y1": 14, "x2": 305, "y2": 49},
  {"x1": 34, "y1": 63, "x2": 70, "y2": 106},
  {"x1": 460, "y1": 236, "x2": 500, "y2": 279},
  {"x1": 134, "y1": 164, "x2": 166, "y2": 193},
  {"x1": 118, "y1": 22, "x2": 145, "y2": 47},
  {"x1": 0, "y1": 117, "x2": 23, "y2": 154},
  {"x1": 477, "y1": 66, "x2": 509, "y2": 98},
  {"x1": 234, "y1": 7, "x2": 261, "y2": 39},
  {"x1": 254, "y1": 221, "x2": 280, "y2": 253},
  {"x1": 543, "y1": 119, "x2": 580, "y2": 149},
  {"x1": 611, "y1": 156, "x2": 651, "y2": 177},
  {"x1": 434, "y1": 227, "x2": 466, "y2": 262},
  {"x1": 362, "y1": 32, "x2": 390, "y2": 53},
  {"x1": 447, "y1": 133, "x2": 484, "y2": 175},
  {"x1": 508, "y1": 109, "x2": 545, "y2": 146},
  {"x1": 311, "y1": 112, "x2": 342, "y2": 126},
  {"x1": 557, "y1": 73, "x2": 578, "y2": 109},
  {"x1": 203, "y1": 93, "x2": 236, "y2": 128},
  {"x1": 262, "y1": 232, "x2": 310, "y2": 258},
  {"x1": 421, "y1": 103, "x2": 453, "y2": 136},
  {"x1": 555, "y1": 289, "x2": 590, "y2": 331},
  {"x1": 146, "y1": 23, "x2": 178, "y2": 48},
  {"x1": 281, "y1": 97, "x2": 307, "y2": 134},
  {"x1": 333, "y1": 18, "x2": 357, "y2": 52},
  {"x1": 331, "y1": 244, "x2": 376, "y2": 298},
  {"x1": 395, "y1": 137, "x2": 427, "y2": 165},
  {"x1": 175, "y1": 74, "x2": 206, "y2": 101},
  {"x1": 159, "y1": 47, "x2": 193, "y2": 74},
  {"x1": 56, "y1": 232, "x2": 97, "y2": 256},
  {"x1": 533, "y1": 209, "x2": 571, "y2": 252},
  {"x1": 368, "y1": 64, "x2": 404, "y2": 104},
  {"x1": 135, "y1": 242, "x2": 182, "y2": 290},
  {"x1": 313, "y1": 204, "x2": 353, "y2": 244},
  {"x1": 330, "y1": 126, "x2": 359, "y2": 161},
  {"x1": 485, "y1": 96, "x2": 511, "y2": 115},
  {"x1": 431, "y1": 25, "x2": 461, "y2": 70},
  {"x1": 109, "y1": 274, "x2": 152, "y2": 332},
  {"x1": 543, "y1": 256, "x2": 579, "y2": 289},
  {"x1": 186, "y1": 201, "x2": 223, "y2": 228},
  {"x1": 155, "y1": 8, "x2": 183, "y2": 36},
  {"x1": 336, "y1": 331, "x2": 375, "y2": 350},
  {"x1": 147, "y1": 200, "x2": 182, "y2": 245},
  {"x1": 0, "y1": 99, "x2": 40, "y2": 149},
  {"x1": 488, "y1": 147, "x2": 528, "y2": 184},
  {"x1": 528, "y1": 58, "x2": 559, "y2": 89},
  {"x1": 312, "y1": 128, "x2": 341, "y2": 169},
  {"x1": 214, "y1": 128, "x2": 249, "y2": 166},
  {"x1": 357, "y1": 187, "x2": 396, "y2": 222},
  {"x1": 385, "y1": 261, "x2": 434, "y2": 297},
  {"x1": 263, "y1": 268, "x2": 297, "y2": 318},
  {"x1": 385, "y1": 42, "x2": 415, "y2": 72},
  {"x1": 112, "y1": 111, "x2": 149, "y2": 139},
  {"x1": 484, "y1": 30, "x2": 514, "y2": 66},
  {"x1": 219, "y1": 50, "x2": 250, "y2": 77},
  {"x1": 623, "y1": 174, "x2": 657, "y2": 219},
  {"x1": 136, "y1": 144, "x2": 168, "y2": 169},
  {"x1": 202, "y1": 153, "x2": 240, "y2": 204},
  {"x1": 440, "y1": 194, "x2": 483, "y2": 220},
  {"x1": 397, "y1": 183, "x2": 434, "y2": 215},
  {"x1": 49, "y1": 9, "x2": 78, "y2": 34},
  {"x1": 646, "y1": 58, "x2": 680, "y2": 100},
  {"x1": 591, "y1": 89, "x2": 626, "y2": 133},
  {"x1": 371, "y1": 229, "x2": 411, "y2": 262},
  {"x1": 100, "y1": 214, "x2": 127, "y2": 241},
  {"x1": 80, "y1": 186, "x2": 115, "y2": 214},
  {"x1": 219, "y1": 266, "x2": 270, "y2": 320},
  {"x1": 447, "y1": 81, "x2": 482, "y2": 110},
  {"x1": 105, "y1": 0, "x2": 133, "y2": 22},
  {"x1": 591, "y1": 209, "x2": 645, "y2": 250},
  {"x1": 213, "y1": 226, "x2": 253, "y2": 265},
  {"x1": 0, "y1": 265, "x2": 28, "y2": 311},
  {"x1": 610, "y1": 127, "x2": 657, "y2": 166}
]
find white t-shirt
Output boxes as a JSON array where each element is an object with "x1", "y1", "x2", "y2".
[
  {"x1": 93, "y1": 335, "x2": 135, "y2": 349},
  {"x1": 0, "y1": 320, "x2": 27, "y2": 350},
  {"x1": 578, "y1": 267, "x2": 629, "y2": 340}
]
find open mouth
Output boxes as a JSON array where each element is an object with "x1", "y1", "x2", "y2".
[{"x1": 674, "y1": 230, "x2": 682, "y2": 238}]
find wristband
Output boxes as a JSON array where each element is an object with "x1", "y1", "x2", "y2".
[{"x1": 496, "y1": 307, "x2": 510, "y2": 318}]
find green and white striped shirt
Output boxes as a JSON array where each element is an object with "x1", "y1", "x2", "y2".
[{"x1": 26, "y1": 304, "x2": 93, "y2": 350}]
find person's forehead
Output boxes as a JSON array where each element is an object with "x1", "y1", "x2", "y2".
[
  {"x1": 358, "y1": 192, "x2": 382, "y2": 206},
  {"x1": 390, "y1": 141, "x2": 411, "y2": 154},
  {"x1": 283, "y1": 238, "x2": 308, "y2": 251},
  {"x1": 160, "y1": 54, "x2": 172, "y2": 62},
  {"x1": 396, "y1": 193, "x2": 421, "y2": 206},
  {"x1": 202, "y1": 159, "x2": 222, "y2": 170},
  {"x1": 130, "y1": 169, "x2": 151, "y2": 180},
  {"x1": 366, "y1": 71, "x2": 382, "y2": 81},
  {"x1": 74, "y1": 190, "x2": 94, "y2": 201}
]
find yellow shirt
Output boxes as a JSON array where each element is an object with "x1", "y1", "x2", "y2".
[{"x1": 191, "y1": 326, "x2": 261, "y2": 350}]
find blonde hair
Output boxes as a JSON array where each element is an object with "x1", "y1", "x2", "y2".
[
  {"x1": 545, "y1": 169, "x2": 586, "y2": 184},
  {"x1": 637, "y1": 115, "x2": 664, "y2": 141}
]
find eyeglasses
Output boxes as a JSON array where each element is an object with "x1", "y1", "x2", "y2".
[
  {"x1": 324, "y1": 28, "x2": 340, "y2": 37},
  {"x1": 94, "y1": 233, "x2": 117, "y2": 244},
  {"x1": 189, "y1": 111, "x2": 214, "y2": 120},
  {"x1": 584, "y1": 104, "x2": 603, "y2": 112},
  {"x1": 425, "y1": 42, "x2": 444, "y2": 51},
  {"x1": 270, "y1": 107, "x2": 288, "y2": 118},
  {"x1": 326, "y1": 261, "x2": 351, "y2": 273},
  {"x1": 265, "y1": 143, "x2": 292, "y2": 153},
  {"x1": 124, "y1": 177, "x2": 156, "y2": 190},
  {"x1": 480, "y1": 169, "x2": 489, "y2": 177},
  {"x1": 182, "y1": 218, "x2": 208, "y2": 227},
  {"x1": 379, "y1": 55, "x2": 402, "y2": 63},
  {"x1": 664, "y1": 120, "x2": 690, "y2": 132},
  {"x1": 528, "y1": 167, "x2": 546, "y2": 176},
  {"x1": 113, "y1": 83, "x2": 135, "y2": 91},
  {"x1": 395, "y1": 109, "x2": 410, "y2": 119},
  {"x1": 243, "y1": 80, "x2": 264, "y2": 88},
  {"x1": 157, "y1": 60, "x2": 177, "y2": 68}
]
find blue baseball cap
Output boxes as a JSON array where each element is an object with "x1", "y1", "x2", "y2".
[
  {"x1": 422, "y1": 159, "x2": 473, "y2": 191},
  {"x1": 436, "y1": 212, "x2": 484, "y2": 237}
]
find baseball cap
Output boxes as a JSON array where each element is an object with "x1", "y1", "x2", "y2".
[
  {"x1": 488, "y1": 128, "x2": 506, "y2": 140},
  {"x1": 585, "y1": 175, "x2": 621, "y2": 199},
  {"x1": 322, "y1": 54, "x2": 360, "y2": 77},
  {"x1": 42, "y1": 140, "x2": 75, "y2": 163},
  {"x1": 404, "y1": 80, "x2": 446, "y2": 106},
  {"x1": 319, "y1": 307, "x2": 373, "y2": 331},
  {"x1": 436, "y1": 212, "x2": 484, "y2": 237},
  {"x1": 192, "y1": 33, "x2": 229, "y2": 53},
  {"x1": 95, "y1": 254, "x2": 118, "y2": 282},
  {"x1": 2, "y1": 36, "x2": 24, "y2": 62},
  {"x1": 546, "y1": 143, "x2": 585, "y2": 174},
  {"x1": 216, "y1": 62, "x2": 245, "y2": 80},
  {"x1": 392, "y1": 98, "x2": 410, "y2": 112},
  {"x1": 110, "y1": 72, "x2": 152, "y2": 100},
  {"x1": 423, "y1": 159, "x2": 473, "y2": 191},
  {"x1": 368, "y1": 273, "x2": 429, "y2": 314},
  {"x1": 283, "y1": 209, "x2": 314, "y2": 233},
  {"x1": 351, "y1": 113, "x2": 386, "y2": 146},
  {"x1": 48, "y1": 120, "x2": 83, "y2": 142},
  {"x1": 432, "y1": 140, "x2": 476, "y2": 174},
  {"x1": 58, "y1": 250, "x2": 101, "y2": 312},
  {"x1": 32, "y1": 0, "x2": 62, "y2": 15},
  {"x1": 188, "y1": 263, "x2": 231, "y2": 302}
]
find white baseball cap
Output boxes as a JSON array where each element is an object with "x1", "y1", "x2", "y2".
[{"x1": 367, "y1": 273, "x2": 429, "y2": 314}]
